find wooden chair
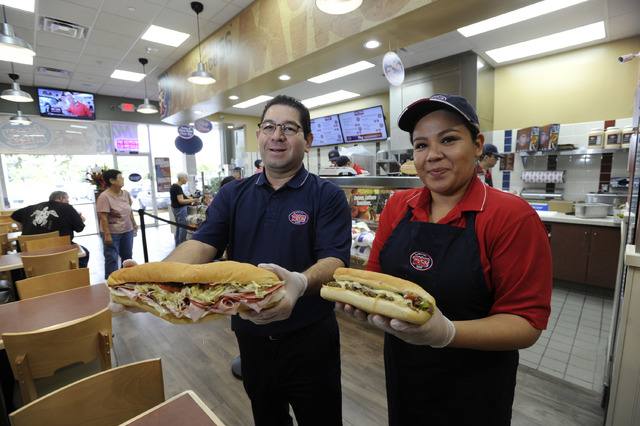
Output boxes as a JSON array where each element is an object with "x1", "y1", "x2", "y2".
[
  {"x1": 17, "y1": 231, "x2": 59, "y2": 252},
  {"x1": 0, "y1": 209, "x2": 15, "y2": 216},
  {"x1": 21, "y1": 247, "x2": 79, "y2": 278},
  {"x1": 2, "y1": 307, "x2": 113, "y2": 406},
  {"x1": 16, "y1": 268, "x2": 90, "y2": 300},
  {"x1": 9, "y1": 358, "x2": 164, "y2": 426},
  {"x1": 21, "y1": 235, "x2": 71, "y2": 252},
  {"x1": 0, "y1": 223, "x2": 14, "y2": 234}
]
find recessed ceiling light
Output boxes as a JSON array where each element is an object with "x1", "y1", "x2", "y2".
[
  {"x1": 194, "y1": 110, "x2": 203, "y2": 114},
  {"x1": 233, "y1": 95, "x2": 274, "y2": 109},
  {"x1": 302, "y1": 90, "x2": 360, "y2": 108},
  {"x1": 189, "y1": 122, "x2": 195, "y2": 126},
  {"x1": 279, "y1": 74, "x2": 291, "y2": 81},
  {"x1": 308, "y1": 61, "x2": 375, "y2": 83},
  {"x1": 110, "y1": 70, "x2": 145, "y2": 82},
  {"x1": 141, "y1": 25, "x2": 190, "y2": 47},
  {"x1": 227, "y1": 125, "x2": 234, "y2": 129},
  {"x1": 485, "y1": 21, "x2": 605, "y2": 63},
  {"x1": 458, "y1": 0, "x2": 588, "y2": 37},
  {"x1": 229, "y1": 95, "x2": 239, "y2": 100},
  {"x1": 1, "y1": 0, "x2": 35, "y2": 12},
  {"x1": 364, "y1": 40, "x2": 381, "y2": 49}
]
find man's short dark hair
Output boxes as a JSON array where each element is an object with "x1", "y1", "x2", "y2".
[
  {"x1": 49, "y1": 191, "x2": 68, "y2": 202},
  {"x1": 102, "y1": 169, "x2": 121, "y2": 187},
  {"x1": 260, "y1": 95, "x2": 311, "y2": 138},
  {"x1": 336, "y1": 156, "x2": 350, "y2": 167},
  {"x1": 254, "y1": 159, "x2": 262, "y2": 168}
]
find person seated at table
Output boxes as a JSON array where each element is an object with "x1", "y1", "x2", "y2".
[{"x1": 11, "y1": 191, "x2": 89, "y2": 268}]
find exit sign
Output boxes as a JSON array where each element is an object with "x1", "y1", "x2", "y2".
[{"x1": 119, "y1": 103, "x2": 135, "y2": 112}]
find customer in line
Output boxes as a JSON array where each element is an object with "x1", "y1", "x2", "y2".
[
  {"x1": 336, "y1": 94, "x2": 552, "y2": 425},
  {"x1": 170, "y1": 172, "x2": 200, "y2": 246},
  {"x1": 152, "y1": 95, "x2": 350, "y2": 425},
  {"x1": 11, "y1": 190, "x2": 90, "y2": 267},
  {"x1": 97, "y1": 169, "x2": 137, "y2": 279},
  {"x1": 475, "y1": 143, "x2": 503, "y2": 187}
]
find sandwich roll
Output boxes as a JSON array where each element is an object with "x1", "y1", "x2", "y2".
[
  {"x1": 108, "y1": 261, "x2": 286, "y2": 324},
  {"x1": 321, "y1": 268, "x2": 435, "y2": 325}
]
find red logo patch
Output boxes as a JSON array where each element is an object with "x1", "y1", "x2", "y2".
[
  {"x1": 410, "y1": 251, "x2": 433, "y2": 271},
  {"x1": 289, "y1": 210, "x2": 309, "y2": 225}
]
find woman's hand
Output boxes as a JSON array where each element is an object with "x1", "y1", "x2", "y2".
[{"x1": 337, "y1": 302, "x2": 456, "y2": 348}]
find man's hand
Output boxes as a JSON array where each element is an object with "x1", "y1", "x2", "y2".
[
  {"x1": 336, "y1": 303, "x2": 456, "y2": 348},
  {"x1": 108, "y1": 259, "x2": 143, "y2": 315},
  {"x1": 239, "y1": 263, "x2": 307, "y2": 325}
]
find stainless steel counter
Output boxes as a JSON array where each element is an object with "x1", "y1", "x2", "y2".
[{"x1": 537, "y1": 211, "x2": 622, "y2": 228}]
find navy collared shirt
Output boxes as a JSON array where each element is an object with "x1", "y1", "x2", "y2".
[{"x1": 191, "y1": 165, "x2": 352, "y2": 336}]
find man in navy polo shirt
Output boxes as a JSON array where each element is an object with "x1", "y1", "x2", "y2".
[{"x1": 164, "y1": 95, "x2": 351, "y2": 425}]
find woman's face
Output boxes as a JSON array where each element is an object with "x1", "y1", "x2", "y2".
[
  {"x1": 111, "y1": 174, "x2": 125, "y2": 188},
  {"x1": 412, "y1": 109, "x2": 483, "y2": 198}
]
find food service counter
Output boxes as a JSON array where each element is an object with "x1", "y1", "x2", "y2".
[{"x1": 322, "y1": 176, "x2": 423, "y2": 189}]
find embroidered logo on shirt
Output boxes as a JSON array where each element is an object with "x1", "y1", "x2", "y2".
[
  {"x1": 410, "y1": 251, "x2": 433, "y2": 271},
  {"x1": 288, "y1": 210, "x2": 309, "y2": 225}
]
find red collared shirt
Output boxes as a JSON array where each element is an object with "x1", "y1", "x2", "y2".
[{"x1": 367, "y1": 176, "x2": 552, "y2": 329}]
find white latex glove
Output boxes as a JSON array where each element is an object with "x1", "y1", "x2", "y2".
[
  {"x1": 366, "y1": 305, "x2": 456, "y2": 348},
  {"x1": 239, "y1": 263, "x2": 307, "y2": 325}
]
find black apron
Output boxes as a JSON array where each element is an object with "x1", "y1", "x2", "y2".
[{"x1": 379, "y1": 208, "x2": 518, "y2": 426}]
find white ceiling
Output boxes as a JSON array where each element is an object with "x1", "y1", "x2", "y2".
[{"x1": 1, "y1": 0, "x2": 639, "y2": 119}]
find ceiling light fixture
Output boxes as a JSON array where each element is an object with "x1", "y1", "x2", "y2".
[
  {"x1": 279, "y1": 74, "x2": 291, "y2": 81},
  {"x1": 232, "y1": 95, "x2": 273, "y2": 109},
  {"x1": 9, "y1": 106, "x2": 31, "y2": 125},
  {"x1": 316, "y1": 0, "x2": 363, "y2": 15},
  {"x1": 141, "y1": 25, "x2": 189, "y2": 48},
  {"x1": 485, "y1": 21, "x2": 605, "y2": 63},
  {"x1": 1, "y1": 70, "x2": 33, "y2": 102},
  {"x1": 364, "y1": 40, "x2": 381, "y2": 49},
  {"x1": 137, "y1": 58, "x2": 158, "y2": 114},
  {"x1": 302, "y1": 90, "x2": 360, "y2": 109},
  {"x1": 188, "y1": 1, "x2": 215, "y2": 85},
  {"x1": 457, "y1": 0, "x2": 588, "y2": 37},
  {"x1": 308, "y1": 60, "x2": 374, "y2": 83},
  {"x1": 0, "y1": 5, "x2": 36, "y2": 59}
]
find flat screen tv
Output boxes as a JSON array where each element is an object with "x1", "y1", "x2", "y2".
[
  {"x1": 338, "y1": 105, "x2": 387, "y2": 143},
  {"x1": 37, "y1": 88, "x2": 96, "y2": 120},
  {"x1": 310, "y1": 114, "x2": 344, "y2": 147}
]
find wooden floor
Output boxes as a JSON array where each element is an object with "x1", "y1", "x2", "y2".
[{"x1": 111, "y1": 309, "x2": 606, "y2": 426}]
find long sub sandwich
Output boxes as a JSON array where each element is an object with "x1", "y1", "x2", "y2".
[
  {"x1": 321, "y1": 268, "x2": 435, "y2": 325},
  {"x1": 108, "y1": 261, "x2": 285, "y2": 324}
]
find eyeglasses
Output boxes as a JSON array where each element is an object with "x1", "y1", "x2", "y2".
[{"x1": 258, "y1": 121, "x2": 302, "y2": 136}]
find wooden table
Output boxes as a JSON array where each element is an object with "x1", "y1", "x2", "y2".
[
  {"x1": 0, "y1": 244, "x2": 86, "y2": 273},
  {"x1": 119, "y1": 390, "x2": 226, "y2": 426},
  {"x1": 0, "y1": 284, "x2": 110, "y2": 426},
  {"x1": 0, "y1": 283, "x2": 109, "y2": 349}
]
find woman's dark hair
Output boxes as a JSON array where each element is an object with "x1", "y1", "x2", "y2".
[
  {"x1": 102, "y1": 169, "x2": 122, "y2": 187},
  {"x1": 260, "y1": 95, "x2": 311, "y2": 138}
]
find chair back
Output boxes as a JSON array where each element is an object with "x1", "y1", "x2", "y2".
[
  {"x1": 17, "y1": 231, "x2": 60, "y2": 251},
  {"x1": 2, "y1": 307, "x2": 113, "y2": 405},
  {"x1": 22, "y1": 235, "x2": 71, "y2": 252},
  {"x1": 21, "y1": 247, "x2": 79, "y2": 278},
  {"x1": 0, "y1": 233, "x2": 9, "y2": 255},
  {"x1": 0, "y1": 223, "x2": 13, "y2": 234},
  {"x1": 0, "y1": 209, "x2": 15, "y2": 216},
  {"x1": 16, "y1": 268, "x2": 90, "y2": 300},
  {"x1": 9, "y1": 358, "x2": 164, "y2": 426}
]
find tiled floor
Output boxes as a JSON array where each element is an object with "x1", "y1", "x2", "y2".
[
  {"x1": 519, "y1": 280, "x2": 614, "y2": 393},
  {"x1": 79, "y1": 223, "x2": 614, "y2": 394}
]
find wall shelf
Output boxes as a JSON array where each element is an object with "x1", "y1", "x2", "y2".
[{"x1": 518, "y1": 147, "x2": 629, "y2": 157}]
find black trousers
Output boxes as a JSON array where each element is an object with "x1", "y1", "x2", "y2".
[{"x1": 235, "y1": 314, "x2": 343, "y2": 426}]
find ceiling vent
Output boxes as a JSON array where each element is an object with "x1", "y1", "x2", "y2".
[
  {"x1": 37, "y1": 66, "x2": 71, "y2": 78},
  {"x1": 41, "y1": 17, "x2": 87, "y2": 39}
]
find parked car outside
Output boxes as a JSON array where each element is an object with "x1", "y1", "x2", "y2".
[{"x1": 138, "y1": 190, "x2": 170, "y2": 211}]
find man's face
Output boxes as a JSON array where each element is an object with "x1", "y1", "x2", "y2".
[
  {"x1": 256, "y1": 104, "x2": 312, "y2": 177},
  {"x1": 60, "y1": 196, "x2": 70, "y2": 204}
]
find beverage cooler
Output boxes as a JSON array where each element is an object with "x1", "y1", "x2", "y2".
[{"x1": 604, "y1": 75, "x2": 640, "y2": 424}]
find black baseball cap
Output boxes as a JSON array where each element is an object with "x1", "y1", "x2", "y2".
[
  {"x1": 398, "y1": 94, "x2": 480, "y2": 132},
  {"x1": 328, "y1": 149, "x2": 340, "y2": 161},
  {"x1": 482, "y1": 143, "x2": 504, "y2": 158}
]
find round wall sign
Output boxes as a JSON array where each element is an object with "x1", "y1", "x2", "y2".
[
  {"x1": 382, "y1": 52, "x2": 405, "y2": 87},
  {"x1": 129, "y1": 173, "x2": 142, "y2": 182},
  {"x1": 195, "y1": 119, "x2": 213, "y2": 133},
  {"x1": 175, "y1": 135, "x2": 203, "y2": 154},
  {"x1": 178, "y1": 125, "x2": 194, "y2": 139}
]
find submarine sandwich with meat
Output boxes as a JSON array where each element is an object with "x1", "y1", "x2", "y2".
[
  {"x1": 321, "y1": 268, "x2": 436, "y2": 325},
  {"x1": 108, "y1": 261, "x2": 286, "y2": 324}
]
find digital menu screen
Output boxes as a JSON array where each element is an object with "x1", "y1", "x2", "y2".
[
  {"x1": 310, "y1": 114, "x2": 344, "y2": 147},
  {"x1": 338, "y1": 105, "x2": 387, "y2": 143}
]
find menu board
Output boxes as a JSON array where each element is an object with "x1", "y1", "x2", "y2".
[
  {"x1": 338, "y1": 105, "x2": 388, "y2": 143},
  {"x1": 311, "y1": 114, "x2": 344, "y2": 146}
]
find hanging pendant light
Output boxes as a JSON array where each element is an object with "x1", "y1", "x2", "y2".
[
  {"x1": 316, "y1": 0, "x2": 363, "y2": 15},
  {"x1": 1, "y1": 72, "x2": 33, "y2": 102},
  {"x1": 9, "y1": 107, "x2": 31, "y2": 125},
  {"x1": 0, "y1": 5, "x2": 35, "y2": 58},
  {"x1": 137, "y1": 58, "x2": 158, "y2": 114},
  {"x1": 188, "y1": 1, "x2": 215, "y2": 85}
]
